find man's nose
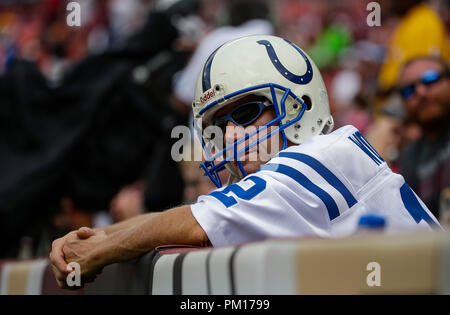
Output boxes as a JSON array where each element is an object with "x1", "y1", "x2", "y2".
[
  {"x1": 414, "y1": 83, "x2": 428, "y2": 98},
  {"x1": 224, "y1": 120, "x2": 244, "y2": 145}
]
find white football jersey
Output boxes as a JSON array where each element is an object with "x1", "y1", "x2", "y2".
[{"x1": 190, "y1": 125, "x2": 442, "y2": 247}]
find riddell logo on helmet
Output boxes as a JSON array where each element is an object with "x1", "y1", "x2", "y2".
[{"x1": 200, "y1": 90, "x2": 215, "y2": 104}]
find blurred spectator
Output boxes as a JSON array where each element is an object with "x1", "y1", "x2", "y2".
[
  {"x1": 365, "y1": 114, "x2": 403, "y2": 172},
  {"x1": 179, "y1": 160, "x2": 215, "y2": 204},
  {"x1": 0, "y1": 0, "x2": 153, "y2": 81},
  {"x1": 108, "y1": 0, "x2": 152, "y2": 42},
  {"x1": 0, "y1": 1, "x2": 195, "y2": 258},
  {"x1": 172, "y1": 0, "x2": 274, "y2": 117},
  {"x1": 109, "y1": 180, "x2": 146, "y2": 222},
  {"x1": 1, "y1": 0, "x2": 449, "y2": 257},
  {"x1": 274, "y1": 0, "x2": 322, "y2": 47},
  {"x1": 307, "y1": 13, "x2": 353, "y2": 70},
  {"x1": 355, "y1": 0, "x2": 450, "y2": 167},
  {"x1": 378, "y1": 0, "x2": 450, "y2": 92},
  {"x1": 396, "y1": 56, "x2": 450, "y2": 218},
  {"x1": 339, "y1": 94, "x2": 373, "y2": 135}
]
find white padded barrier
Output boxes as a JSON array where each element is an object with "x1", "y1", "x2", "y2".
[
  {"x1": 181, "y1": 249, "x2": 210, "y2": 294},
  {"x1": 2, "y1": 231, "x2": 450, "y2": 295},
  {"x1": 441, "y1": 233, "x2": 450, "y2": 294},
  {"x1": 148, "y1": 231, "x2": 450, "y2": 295},
  {"x1": 0, "y1": 259, "x2": 48, "y2": 295},
  {"x1": 207, "y1": 246, "x2": 237, "y2": 295},
  {"x1": 152, "y1": 253, "x2": 180, "y2": 295},
  {"x1": 233, "y1": 240, "x2": 299, "y2": 294}
]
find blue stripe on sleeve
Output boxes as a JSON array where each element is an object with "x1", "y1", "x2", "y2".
[
  {"x1": 348, "y1": 132, "x2": 384, "y2": 166},
  {"x1": 260, "y1": 163, "x2": 340, "y2": 220},
  {"x1": 278, "y1": 152, "x2": 357, "y2": 208}
]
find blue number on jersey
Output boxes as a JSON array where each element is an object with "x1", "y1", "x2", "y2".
[
  {"x1": 400, "y1": 183, "x2": 439, "y2": 228},
  {"x1": 348, "y1": 131, "x2": 384, "y2": 166},
  {"x1": 209, "y1": 176, "x2": 266, "y2": 207}
]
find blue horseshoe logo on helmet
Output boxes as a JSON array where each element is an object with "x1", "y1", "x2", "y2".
[{"x1": 257, "y1": 39, "x2": 313, "y2": 85}]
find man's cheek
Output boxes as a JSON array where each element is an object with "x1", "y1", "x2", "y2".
[
  {"x1": 406, "y1": 101, "x2": 420, "y2": 119},
  {"x1": 258, "y1": 139, "x2": 280, "y2": 162}
]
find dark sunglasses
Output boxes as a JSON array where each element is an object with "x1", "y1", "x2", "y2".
[
  {"x1": 212, "y1": 100, "x2": 273, "y2": 131},
  {"x1": 399, "y1": 69, "x2": 447, "y2": 99}
]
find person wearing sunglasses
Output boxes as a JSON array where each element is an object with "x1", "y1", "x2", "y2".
[
  {"x1": 397, "y1": 56, "x2": 450, "y2": 219},
  {"x1": 205, "y1": 96, "x2": 281, "y2": 177},
  {"x1": 50, "y1": 36, "x2": 441, "y2": 289}
]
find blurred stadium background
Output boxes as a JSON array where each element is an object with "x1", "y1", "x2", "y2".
[{"x1": 0, "y1": 0, "x2": 449, "y2": 261}]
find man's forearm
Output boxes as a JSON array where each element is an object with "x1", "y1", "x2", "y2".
[
  {"x1": 94, "y1": 212, "x2": 161, "y2": 235},
  {"x1": 92, "y1": 205, "x2": 209, "y2": 266}
]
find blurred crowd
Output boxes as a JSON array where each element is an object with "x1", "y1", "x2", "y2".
[{"x1": 0, "y1": 0, "x2": 449, "y2": 258}]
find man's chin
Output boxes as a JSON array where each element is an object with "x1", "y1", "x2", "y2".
[
  {"x1": 232, "y1": 161, "x2": 262, "y2": 177},
  {"x1": 418, "y1": 110, "x2": 449, "y2": 129}
]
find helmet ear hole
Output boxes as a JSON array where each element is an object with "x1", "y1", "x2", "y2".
[{"x1": 301, "y1": 95, "x2": 312, "y2": 111}]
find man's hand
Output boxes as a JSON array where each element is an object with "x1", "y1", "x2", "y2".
[
  {"x1": 49, "y1": 227, "x2": 96, "y2": 289},
  {"x1": 50, "y1": 205, "x2": 209, "y2": 289},
  {"x1": 62, "y1": 228, "x2": 108, "y2": 285}
]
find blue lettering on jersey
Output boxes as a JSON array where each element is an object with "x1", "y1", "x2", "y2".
[
  {"x1": 348, "y1": 131, "x2": 384, "y2": 166},
  {"x1": 277, "y1": 152, "x2": 357, "y2": 208},
  {"x1": 209, "y1": 176, "x2": 266, "y2": 208},
  {"x1": 260, "y1": 163, "x2": 340, "y2": 220},
  {"x1": 400, "y1": 183, "x2": 440, "y2": 228}
]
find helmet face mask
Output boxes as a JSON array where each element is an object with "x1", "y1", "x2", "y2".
[{"x1": 193, "y1": 35, "x2": 334, "y2": 188}]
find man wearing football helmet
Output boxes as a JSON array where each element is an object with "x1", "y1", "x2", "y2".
[
  {"x1": 50, "y1": 35, "x2": 441, "y2": 288},
  {"x1": 192, "y1": 35, "x2": 334, "y2": 188}
]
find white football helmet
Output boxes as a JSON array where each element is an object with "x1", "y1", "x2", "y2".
[{"x1": 193, "y1": 35, "x2": 334, "y2": 187}]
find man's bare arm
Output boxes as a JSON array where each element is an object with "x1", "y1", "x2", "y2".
[
  {"x1": 50, "y1": 211, "x2": 162, "y2": 287},
  {"x1": 60, "y1": 205, "x2": 210, "y2": 280},
  {"x1": 94, "y1": 211, "x2": 161, "y2": 235}
]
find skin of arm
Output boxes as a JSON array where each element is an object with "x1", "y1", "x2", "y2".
[
  {"x1": 94, "y1": 205, "x2": 210, "y2": 264},
  {"x1": 51, "y1": 205, "x2": 210, "y2": 288},
  {"x1": 94, "y1": 211, "x2": 161, "y2": 235}
]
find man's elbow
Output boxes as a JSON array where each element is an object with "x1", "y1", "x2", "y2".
[
  {"x1": 168, "y1": 205, "x2": 212, "y2": 247},
  {"x1": 191, "y1": 223, "x2": 211, "y2": 247}
]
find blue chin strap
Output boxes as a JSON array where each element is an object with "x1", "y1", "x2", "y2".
[{"x1": 198, "y1": 83, "x2": 307, "y2": 188}]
